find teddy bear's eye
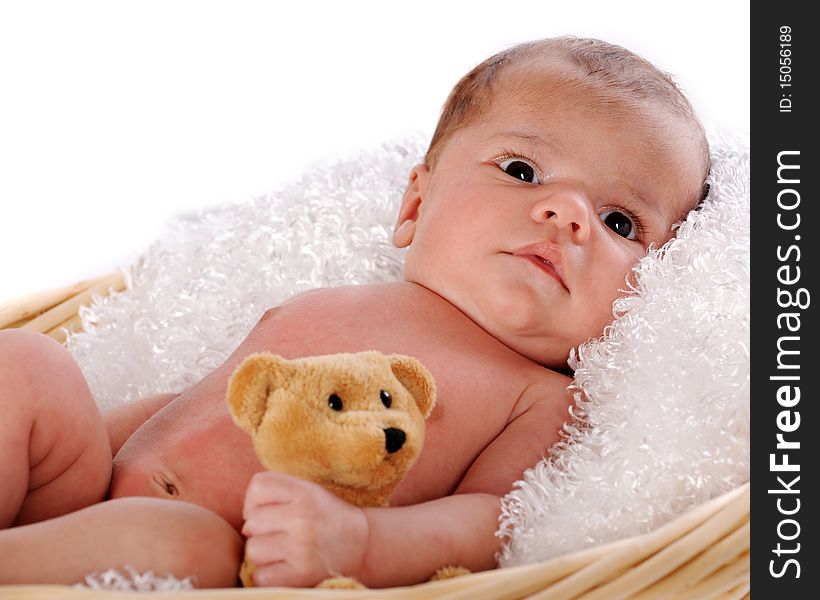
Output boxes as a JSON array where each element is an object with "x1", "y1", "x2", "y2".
[
  {"x1": 328, "y1": 394, "x2": 344, "y2": 411},
  {"x1": 380, "y1": 390, "x2": 392, "y2": 408}
]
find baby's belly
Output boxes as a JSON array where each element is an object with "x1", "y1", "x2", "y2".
[{"x1": 109, "y1": 403, "x2": 263, "y2": 531}]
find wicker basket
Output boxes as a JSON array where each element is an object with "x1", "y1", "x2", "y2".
[
  {"x1": 0, "y1": 272, "x2": 127, "y2": 344},
  {"x1": 0, "y1": 276, "x2": 750, "y2": 599}
]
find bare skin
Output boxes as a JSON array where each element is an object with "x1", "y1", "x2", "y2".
[
  {"x1": 0, "y1": 329, "x2": 111, "y2": 529},
  {"x1": 110, "y1": 282, "x2": 572, "y2": 531},
  {"x1": 0, "y1": 498, "x2": 243, "y2": 588},
  {"x1": 0, "y1": 329, "x2": 242, "y2": 586},
  {"x1": 0, "y1": 282, "x2": 571, "y2": 587}
]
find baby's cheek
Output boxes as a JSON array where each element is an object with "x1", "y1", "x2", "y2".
[{"x1": 591, "y1": 287, "x2": 626, "y2": 332}]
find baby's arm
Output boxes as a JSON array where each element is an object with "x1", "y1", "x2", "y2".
[
  {"x1": 243, "y1": 388, "x2": 570, "y2": 588},
  {"x1": 103, "y1": 393, "x2": 178, "y2": 456},
  {"x1": 358, "y1": 391, "x2": 571, "y2": 586}
]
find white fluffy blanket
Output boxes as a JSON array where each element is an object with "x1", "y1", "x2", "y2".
[
  {"x1": 496, "y1": 129, "x2": 750, "y2": 565},
  {"x1": 67, "y1": 130, "x2": 749, "y2": 585}
]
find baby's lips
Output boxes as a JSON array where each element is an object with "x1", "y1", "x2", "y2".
[{"x1": 513, "y1": 241, "x2": 567, "y2": 287}]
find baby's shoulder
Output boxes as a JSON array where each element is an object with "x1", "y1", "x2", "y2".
[
  {"x1": 269, "y1": 282, "x2": 484, "y2": 339},
  {"x1": 248, "y1": 282, "x2": 459, "y2": 358},
  {"x1": 276, "y1": 282, "x2": 424, "y2": 312}
]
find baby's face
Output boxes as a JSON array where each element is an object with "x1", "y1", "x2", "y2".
[{"x1": 394, "y1": 72, "x2": 705, "y2": 369}]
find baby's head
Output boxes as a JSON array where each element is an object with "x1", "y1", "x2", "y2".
[{"x1": 393, "y1": 37, "x2": 710, "y2": 369}]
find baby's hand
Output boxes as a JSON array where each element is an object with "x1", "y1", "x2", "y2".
[{"x1": 241, "y1": 472, "x2": 369, "y2": 587}]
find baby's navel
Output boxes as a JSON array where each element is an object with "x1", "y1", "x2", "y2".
[{"x1": 151, "y1": 473, "x2": 180, "y2": 497}]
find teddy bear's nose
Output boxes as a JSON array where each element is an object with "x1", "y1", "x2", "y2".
[{"x1": 384, "y1": 428, "x2": 406, "y2": 454}]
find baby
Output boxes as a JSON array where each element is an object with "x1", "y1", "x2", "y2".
[{"x1": 0, "y1": 37, "x2": 709, "y2": 588}]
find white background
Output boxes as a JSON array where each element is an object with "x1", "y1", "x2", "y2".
[{"x1": 0, "y1": 0, "x2": 749, "y2": 301}]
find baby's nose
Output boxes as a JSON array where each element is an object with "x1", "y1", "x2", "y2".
[
  {"x1": 530, "y1": 186, "x2": 591, "y2": 244},
  {"x1": 384, "y1": 427, "x2": 406, "y2": 454}
]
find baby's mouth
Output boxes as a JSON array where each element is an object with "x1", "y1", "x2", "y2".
[
  {"x1": 520, "y1": 255, "x2": 566, "y2": 288},
  {"x1": 511, "y1": 243, "x2": 568, "y2": 290}
]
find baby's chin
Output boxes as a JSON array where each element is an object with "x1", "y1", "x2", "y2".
[
  {"x1": 406, "y1": 275, "x2": 577, "y2": 371},
  {"x1": 469, "y1": 309, "x2": 577, "y2": 372},
  {"x1": 467, "y1": 304, "x2": 577, "y2": 370}
]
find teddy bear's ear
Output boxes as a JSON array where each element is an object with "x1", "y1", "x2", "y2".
[
  {"x1": 227, "y1": 352, "x2": 290, "y2": 433},
  {"x1": 388, "y1": 355, "x2": 437, "y2": 419}
]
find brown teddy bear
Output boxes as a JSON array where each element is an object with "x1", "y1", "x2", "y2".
[{"x1": 227, "y1": 350, "x2": 448, "y2": 588}]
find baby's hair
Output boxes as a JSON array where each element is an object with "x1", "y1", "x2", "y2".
[{"x1": 425, "y1": 37, "x2": 710, "y2": 207}]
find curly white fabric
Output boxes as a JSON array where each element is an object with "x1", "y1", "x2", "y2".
[
  {"x1": 78, "y1": 567, "x2": 195, "y2": 591},
  {"x1": 496, "y1": 129, "x2": 749, "y2": 565},
  {"x1": 65, "y1": 130, "x2": 748, "y2": 584},
  {"x1": 67, "y1": 137, "x2": 419, "y2": 410}
]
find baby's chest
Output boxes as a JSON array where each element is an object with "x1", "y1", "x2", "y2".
[{"x1": 389, "y1": 364, "x2": 528, "y2": 503}]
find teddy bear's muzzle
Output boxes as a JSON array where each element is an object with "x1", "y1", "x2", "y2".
[{"x1": 384, "y1": 427, "x2": 406, "y2": 454}]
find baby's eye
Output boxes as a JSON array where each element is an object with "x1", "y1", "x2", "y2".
[
  {"x1": 599, "y1": 210, "x2": 638, "y2": 240},
  {"x1": 498, "y1": 158, "x2": 541, "y2": 184}
]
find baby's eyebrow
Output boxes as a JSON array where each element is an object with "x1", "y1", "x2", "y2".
[
  {"x1": 624, "y1": 182, "x2": 661, "y2": 219},
  {"x1": 492, "y1": 130, "x2": 664, "y2": 220},
  {"x1": 490, "y1": 131, "x2": 562, "y2": 154}
]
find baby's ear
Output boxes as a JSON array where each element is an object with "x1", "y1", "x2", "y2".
[
  {"x1": 388, "y1": 354, "x2": 436, "y2": 419},
  {"x1": 393, "y1": 164, "x2": 429, "y2": 248},
  {"x1": 227, "y1": 353, "x2": 290, "y2": 433}
]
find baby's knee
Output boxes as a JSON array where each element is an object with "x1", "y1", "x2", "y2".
[
  {"x1": 0, "y1": 328, "x2": 100, "y2": 436},
  {"x1": 0, "y1": 329, "x2": 94, "y2": 412},
  {"x1": 0, "y1": 328, "x2": 65, "y2": 365},
  {"x1": 0, "y1": 330, "x2": 51, "y2": 395},
  {"x1": 1, "y1": 329, "x2": 110, "y2": 524}
]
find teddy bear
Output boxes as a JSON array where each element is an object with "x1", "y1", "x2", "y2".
[{"x1": 226, "y1": 349, "x2": 465, "y2": 588}]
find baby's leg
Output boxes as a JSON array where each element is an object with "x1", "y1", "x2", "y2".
[
  {"x1": 0, "y1": 497, "x2": 242, "y2": 587},
  {"x1": 0, "y1": 329, "x2": 111, "y2": 528}
]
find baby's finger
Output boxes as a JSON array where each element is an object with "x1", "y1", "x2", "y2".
[
  {"x1": 252, "y1": 558, "x2": 320, "y2": 589},
  {"x1": 244, "y1": 531, "x2": 288, "y2": 566},
  {"x1": 243, "y1": 472, "x2": 299, "y2": 515},
  {"x1": 242, "y1": 504, "x2": 288, "y2": 537},
  {"x1": 244, "y1": 495, "x2": 322, "y2": 537}
]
